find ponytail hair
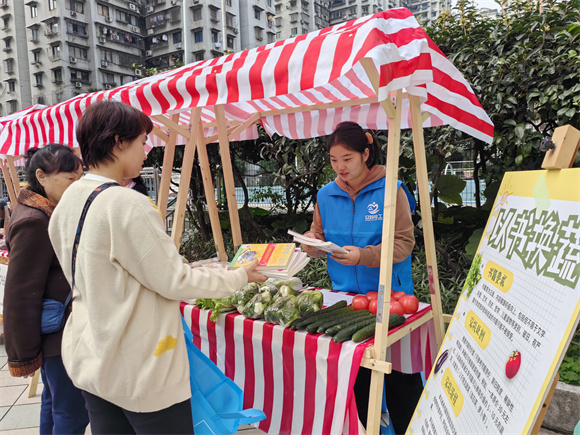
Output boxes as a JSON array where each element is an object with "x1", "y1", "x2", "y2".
[
  {"x1": 326, "y1": 121, "x2": 380, "y2": 168},
  {"x1": 25, "y1": 144, "x2": 82, "y2": 197}
]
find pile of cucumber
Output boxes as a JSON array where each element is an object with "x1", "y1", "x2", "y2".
[{"x1": 291, "y1": 300, "x2": 406, "y2": 343}]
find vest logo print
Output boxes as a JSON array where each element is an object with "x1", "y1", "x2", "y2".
[{"x1": 365, "y1": 202, "x2": 382, "y2": 221}]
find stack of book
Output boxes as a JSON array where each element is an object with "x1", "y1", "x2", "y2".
[
  {"x1": 287, "y1": 230, "x2": 349, "y2": 254},
  {"x1": 229, "y1": 242, "x2": 309, "y2": 279}
]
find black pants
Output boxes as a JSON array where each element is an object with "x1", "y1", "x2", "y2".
[
  {"x1": 81, "y1": 391, "x2": 194, "y2": 434},
  {"x1": 354, "y1": 368, "x2": 423, "y2": 434}
]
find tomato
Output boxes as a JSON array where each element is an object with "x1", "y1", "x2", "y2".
[
  {"x1": 505, "y1": 351, "x2": 521, "y2": 379},
  {"x1": 399, "y1": 295, "x2": 419, "y2": 314},
  {"x1": 389, "y1": 301, "x2": 405, "y2": 316},
  {"x1": 352, "y1": 295, "x2": 369, "y2": 311},
  {"x1": 365, "y1": 291, "x2": 379, "y2": 301},
  {"x1": 369, "y1": 298, "x2": 378, "y2": 315},
  {"x1": 393, "y1": 291, "x2": 407, "y2": 301},
  {"x1": 391, "y1": 289, "x2": 395, "y2": 298}
]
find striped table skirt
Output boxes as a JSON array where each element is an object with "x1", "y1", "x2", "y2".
[{"x1": 180, "y1": 298, "x2": 436, "y2": 435}]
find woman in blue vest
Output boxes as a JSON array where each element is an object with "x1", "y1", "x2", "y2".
[{"x1": 302, "y1": 121, "x2": 423, "y2": 434}]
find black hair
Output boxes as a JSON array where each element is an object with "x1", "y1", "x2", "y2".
[
  {"x1": 326, "y1": 121, "x2": 380, "y2": 168},
  {"x1": 25, "y1": 144, "x2": 83, "y2": 197},
  {"x1": 76, "y1": 100, "x2": 153, "y2": 169}
]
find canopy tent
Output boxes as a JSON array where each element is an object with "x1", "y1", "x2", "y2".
[{"x1": 0, "y1": 9, "x2": 493, "y2": 433}]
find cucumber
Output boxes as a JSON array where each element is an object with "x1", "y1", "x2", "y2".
[
  {"x1": 332, "y1": 316, "x2": 377, "y2": 343},
  {"x1": 295, "y1": 306, "x2": 354, "y2": 331},
  {"x1": 352, "y1": 323, "x2": 376, "y2": 343},
  {"x1": 326, "y1": 314, "x2": 374, "y2": 336},
  {"x1": 316, "y1": 309, "x2": 371, "y2": 333},
  {"x1": 305, "y1": 307, "x2": 356, "y2": 333},
  {"x1": 292, "y1": 300, "x2": 348, "y2": 329},
  {"x1": 389, "y1": 314, "x2": 406, "y2": 329}
]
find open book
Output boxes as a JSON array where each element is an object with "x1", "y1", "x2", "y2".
[{"x1": 287, "y1": 230, "x2": 349, "y2": 254}]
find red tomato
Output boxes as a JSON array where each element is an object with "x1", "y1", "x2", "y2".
[
  {"x1": 399, "y1": 295, "x2": 419, "y2": 314},
  {"x1": 369, "y1": 299, "x2": 378, "y2": 315},
  {"x1": 389, "y1": 301, "x2": 405, "y2": 316},
  {"x1": 352, "y1": 295, "x2": 369, "y2": 311},
  {"x1": 391, "y1": 289, "x2": 395, "y2": 298},
  {"x1": 365, "y1": 291, "x2": 379, "y2": 301},
  {"x1": 393, "y1": 291, "x2": 407, "y2": 301}
]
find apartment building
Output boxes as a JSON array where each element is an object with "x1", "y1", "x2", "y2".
[{"x1": 239, "y1": 0, "x2": 276, "y2": 49}]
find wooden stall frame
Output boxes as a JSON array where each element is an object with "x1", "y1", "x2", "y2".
[{"x1": 153, "y1": 56, "x2": 448, "y2": 434}]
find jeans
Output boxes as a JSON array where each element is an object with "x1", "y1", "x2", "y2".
[{"x1": 39, "y1": 355, "x2": 89, "y2": 435}]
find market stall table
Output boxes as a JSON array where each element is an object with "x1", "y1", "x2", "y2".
[{"x1": 180, "y1": 289, "x2": 437, "y2": 435}]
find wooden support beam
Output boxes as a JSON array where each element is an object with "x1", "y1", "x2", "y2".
[
  {"x1": 360, "y1": 358, "x2": 392, "y2": 374},
  {"x1": 27, "y1": 369, "x2": 40, "y2": 398},
  {"x1": 532, "y1": 373, "x2": 559, "y2": 434},
  {"x1": 0, "y1": 160, "x2": 18, "y2": 205},
  {"x1": 6, "y1": 156, "x2": 21, "y2": 196},
  {"x1": 258, "y1": 96, "x2": 380, "y2": 118},
  {"x1": 409, "y1": 95, "x2": 445, "y2": 347},
  {"x1": 360, "y1": 58, "x2": 396, "y2": 118},
  {"x1": 201, "y1": 119, "x2": 242, "y2": 129},
  {"x1": 152, "y1": 114, "x2": 191, "y2": 141},
  {"x1": 157, "y1": 113, "x2": 180, "y2": 220},
  {"x1": 227, "y1": 113, "x2": 260, "y2": 141},
  {"x1": 151, "y1": 126, "x2": 170, "y2": 143},
  {"x1": 215, "y1": 105, "x2": 243, "y2": 250},
  {"x1": 171, "y1": 109, "x2": 199, "y2": 248},
  {"x1": 365, "y1": 89, "x2": 403, "y2": 435},
  {"x1": 194, "y1": 117, "x2": 228, "y2": 261}
]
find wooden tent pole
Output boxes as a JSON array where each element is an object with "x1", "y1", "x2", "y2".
[
  {"x1": 0, "y1": 160, "x2": 18, "y2": 205},
  {"x1": 194, "y1": 115, "x2": 228, "y2": 261},
  {"x1": 365, "y1": 89, "x2": 404, "y2": 435},
  {"x1": 157, "y1": 113, "x2": 180, "y2": 220},
  {"x1": 214, "y1": 105, "x2": 243, "y2": 250},
  {"x1": 409, "y1": 95, "x2": 445, "y2": 346},
  {"x1": 6, "y1": 156, "x2": 20, "y2": 196},
  {"x1": 171, "y1": 109, "x2": 199, "y2": 248}
]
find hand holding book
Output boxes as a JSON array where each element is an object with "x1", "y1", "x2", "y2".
[{"x1": 287, "y1": 230, "x2": 349, "y2": 255}]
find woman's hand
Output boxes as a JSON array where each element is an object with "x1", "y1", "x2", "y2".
[
  {"x1": 242, "y1": 259, "x2": 268, "y2": 283},
  {"x1": 301, "y1": 231, "x2": 325, "y2": 257},
  {"x1": 330, "y1": 246, "x2": 361, "y2": 266}
]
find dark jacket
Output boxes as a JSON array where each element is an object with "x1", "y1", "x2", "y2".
[{"x1": 3, "y1": 188, "x2": 72, "y2": 377}]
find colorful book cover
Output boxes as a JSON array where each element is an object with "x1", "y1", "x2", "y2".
[{"x1": 230, "y1": 243, "x2": 296, "y2": 270}]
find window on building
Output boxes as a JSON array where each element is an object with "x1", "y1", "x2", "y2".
[
  {"x1": 290, "y1": 12, "x2": 298, "y2": 22},
  {"x1": 68, "y1": 0, "x2": 83, "y2": 13},
  {"x1": 289, "y1": 0, "x2": 297, "y2": 7},
  {"x1": 8, "y1": 80, "x2": 15, "y2": 92},
  {"x1": 4, "y1": 38, "x2": 10, "y2": 50},
  {"x1": 30, "y1": 5, "x2": 38, "y2": 18},
  {"x1": 194, "y1": 30, "x2": 203, "y2": 43},
  {"x1": 254, "y1": 27, "x2": 263, "y2": 41},
  {"x1": 102, "y1": 50, "x2": 113, "y2": 62},
  {"x1": 2, "y1": 17, "x2": 9, "y2": 29},
  {"x1": 173, "y1": 32, "x2": 182, "y2": 43},
  {"x1": 291, "y1": 27, "x2": 297, "y2": 36},
  {"x1": 35, "y1": 73, "x2": 43, "y2": 87},
  {"x1": 51, "y1": 44, "x2": 61, "y2": 59},
  {"x1": 227, "y1": 35, "x2": 234, "y2": 49},
  {"x1": 31, "y1": 27, "x2": 39, "y2": 41},
  {"x1": 275, "y1": 17, "x2": 281, "y2": 26},
  {"x1": 103, "y1": 72, "x2": 114, "y2": 84},
  {"x1": 267, "y1": 0, "x2": 272, "y2": 6},
  {"x1": 71, "y1": 69, "x2": 90, "y2": 82},
  {"x1": 70, "y1": 45, "x2": 88, "y2": 59},
  {"x1": 267, "y1": 32, "x2": 275, "y2": 43},
  {"x1": 275, "y1": 4, "x2": 281, "y2": 13},
  {"x1": 225, "y1": 0, "x2": 231, "y2": 6},
  {"x1": 302, "y1": 27, "x2": 307, "y2": 34},
  {"x1": 194, "y1": 51, "x2": 204, "y2": 61},
  {"x1": 276, "y1": 31, "x2": 281, "y2": 39},
  {"x1": 67, "y1": 21, "x2": 87, "y2": 36},
  {"x1": 226, "y1": 13, "x2": 235, "y2": 28},
  {"x1": 362, "y1": 5, "x2": 369, "y2": 14},
  {"x1": 0, "y1": 104, "x2": 3, "y2": 116},
  {"x1": 98, "y1": 4, "x2": 110, "y2": 17},
  {"x1": 9, "y1": 100, "x2": 18, "y2": 113},
  {"x1": 33, "y1": 50, "x2": 41, "y2": 63},
  {"x1": 49, "y1": 0, "x2": 56, "y2": 10},
  {"x1": 211, "y1": 30, "x2": 219, "y2": 44},
  {"x1": 254, "y1": 8, "x2": 261, "y2": 20},
  {"x1": 193, "y1": 7, "x2": 202, "y2": 21}
]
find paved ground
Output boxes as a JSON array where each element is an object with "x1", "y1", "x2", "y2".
[{"x1": 0, "y1": 338, "x2": 565, "y2": 434}]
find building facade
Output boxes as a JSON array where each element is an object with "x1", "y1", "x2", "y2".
[{"x1": 1, "y1": 0, "x2": 452, "y2": 116}]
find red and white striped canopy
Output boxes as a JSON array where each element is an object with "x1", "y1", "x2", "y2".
[{"x1": 0, "y1": 9, "x2": 493, "y2": 156}]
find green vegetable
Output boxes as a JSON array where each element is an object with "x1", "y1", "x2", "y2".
[
  {"x1": 241, "y1": 291, "x2": 272, "y2": 319},
  {"x1": 292, "y1": 300, "x2": 348, "y2": 329},
  {"x1": 389, "y1": 314, "x2": 406, "y2": 329},
  {"x1": 316, "y1": 309, "x2": 371, "y2": 333},
  {"x1": 278, "y1": 285, "x2": 300, "y2": 298},
  {"x1": 333, "y1": 316, "x2": 377, "y2": 343},
  {"x1": 232, "y1": 283, "x2": 260, "y2": 307},
  {"x1": 264, "y1": 295, "x2": 300, "y2": 328},
  {"x1": 296, "y1": 290, "x2": 324, "y2": 316},
  {"x1": 305, "y1": 307, "x2": 356, "y2": 333},
  {"x1": 352, "y1": 323, "x2": 376, "y2": 343},
  {"x1": 324, "y1": 311, "x2": 373, "y2": 335},
  {"x1": 267, "y1": 277, "x2": 303, "y2": 291},
  {"x1": 208, "y1": 295, "x2": 237, "y2": 322},
  {"x1": 464, "y1": 253, "x2": 482, "y2": 297}
]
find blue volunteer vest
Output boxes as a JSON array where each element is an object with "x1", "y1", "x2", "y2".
[{"x1": 317, "y1": 178, "x2": 416, "y2": 295}]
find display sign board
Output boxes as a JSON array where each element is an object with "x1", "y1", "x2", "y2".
[{"x1": 408, "y1": 168, "x2": 580, "y2": 434}]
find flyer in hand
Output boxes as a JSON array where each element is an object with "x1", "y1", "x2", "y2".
[
  {"x1": 287, "y1": 230, "x2": 349, "y2": 254},
  {"x1": 230, "y1": 243, "x2": 309, "y2": 279}
]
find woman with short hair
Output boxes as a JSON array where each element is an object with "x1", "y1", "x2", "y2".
[{"x1": 48, "y1": 100, "x2": 267, "y2": 434}]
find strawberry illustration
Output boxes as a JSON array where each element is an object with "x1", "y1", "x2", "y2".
[{"x1": 505, "y1": 351, "x2": 521, "y2": 379}]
